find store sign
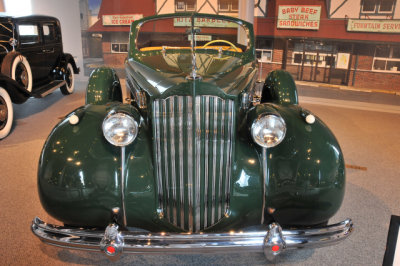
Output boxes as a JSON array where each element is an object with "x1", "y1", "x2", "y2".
[
  {"x1": 102, "y1": 14, "x2": 143, "y2": 26},
  {"x1": 347, "y1": 19, "x2": 400, "y2": 33},
  {"x1": 277, "y1": 5, "x2": 321, "y2": 30},
  {"x1": 173, "y1": 17, "x2": 238, "y2": 28}
]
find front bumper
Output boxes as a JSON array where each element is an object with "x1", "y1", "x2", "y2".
[{"x1": 32, "y1": 217, "x2": 353, "y2": 259}]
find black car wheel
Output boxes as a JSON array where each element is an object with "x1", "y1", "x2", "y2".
[
  {"x1": 1, "y1": 52, "x2": 33, "y2": 92},
  {"x1": 0, "y1": 87, "x2": 13, "y2": 139},
  {"x1": 15, "y1": 62, "x2": 29, "y2": 88},
  {"x1": 60, "y1": 63, "x2": 75, "y2": 95}
]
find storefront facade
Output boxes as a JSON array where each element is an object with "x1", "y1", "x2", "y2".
[{"x1": 87, "y1": 0, "x2": 400, "y2": 92}]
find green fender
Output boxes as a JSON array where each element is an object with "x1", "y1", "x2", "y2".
[
  {"x1": 247, "y1": 103, "x2": 345, "y2": 226},
  {"x1": 261, "y1": 70, "x2": 298, "y2": 105},
  {"x1": 86, "y1": 67, "x2": 123, "y2": 105},
  {"x1": 37, "y1": 103, "x2": 156, "y2": 228}
]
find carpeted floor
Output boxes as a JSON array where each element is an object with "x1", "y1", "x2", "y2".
[{"x1": 0, "y1": 81, "x2": 399, "y2": 265}]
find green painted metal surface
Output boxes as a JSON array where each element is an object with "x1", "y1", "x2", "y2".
[
  {"x1": 247, "y1": 103, "x2": 345, "y2": 226},
  {"x1": 86, "y1": 67, "x2": 122, "y2": 105},
  {"x1": 261, "y1": 70, "x2": 299, "y2": 105}
]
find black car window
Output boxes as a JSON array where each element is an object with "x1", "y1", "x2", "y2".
[
  {"x1": 43, "y1": 23, "x2": 57, "y2": 43},
  {"x1": 18, "y1": 24, "x2": 40, "y2": 45}
]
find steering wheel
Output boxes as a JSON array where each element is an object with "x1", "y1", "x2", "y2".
[{"x1": 201, "y1": 40, "x2": 239, "y2": 52}]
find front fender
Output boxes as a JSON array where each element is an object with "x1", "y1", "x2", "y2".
[
  {"x1": 247, "y1": 103, "x2": 345, "y2": 226},
  {"x1": 86, "y1": 67, "x2": 122, "y2": 105},
  {"x1": 38, "y1": 103, "x2": 152, "y2": 227}
]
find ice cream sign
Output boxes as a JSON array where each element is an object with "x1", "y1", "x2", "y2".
[
  {"x1": 103, "y1": 14, "x2": 143, "y2": 26},
  {"x1": 277, "y1": 5, "x2": 321, "y2": 30}
]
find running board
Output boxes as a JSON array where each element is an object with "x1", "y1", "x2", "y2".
[{"x1": 32, "y1": 80, "x2": 66, "y2": 98}]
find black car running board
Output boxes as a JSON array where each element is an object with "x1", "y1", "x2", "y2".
[{"x1": 32, "y1": 80, "x2": 66, "y2": 98}]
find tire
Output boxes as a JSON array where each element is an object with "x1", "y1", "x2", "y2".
[
  {"x1": 0, "y1": 87, "x2": 13, "y2": 139},
  {"x1": 1, "y1": 53, "x2": 33, "y2": 92},
  {"x1": 60, "y1": 63, "x2": 75, "y2": 95}
]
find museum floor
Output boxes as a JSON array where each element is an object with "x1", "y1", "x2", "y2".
[{"x1": 1, "y1": 80, "x2": 399, "y2": 265}]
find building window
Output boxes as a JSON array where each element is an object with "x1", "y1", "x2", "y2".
[
  {"x1": 256, "y1": 38, "x2": 273, "y2": 62},
  {"x1": 292, "y1": 52, "x2": 336, "y2": 68},
  {"x1": 361, "y1": 0, "x2": 395, "y2": 13},
  {"x1": 373, "y1": 45, "x2": 400, "y2": 72},
  {"x1": 111, "y1": 43, "x2": 128, "y2": 53},
  {"x1": 175, "y1": 0, "x2": 196, "y2": 12},
  {"x1": 218, "y1": 0, "x2": 238, "y2": 12},
  {"x1": 256, "y1": 49, "x2": 272, "y2": 63}
]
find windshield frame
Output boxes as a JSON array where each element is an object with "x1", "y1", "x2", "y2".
[{"x1": 129, "y1": 13, "x2": 255, "y2": 60}]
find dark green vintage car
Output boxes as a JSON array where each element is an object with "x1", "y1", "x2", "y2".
[{"x1": 32, "y1": 13, "x2": 353, "y2": 260}]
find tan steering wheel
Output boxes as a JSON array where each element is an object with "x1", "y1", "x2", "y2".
[{"x1": 201, "y1": 40, "x2": 239, "y2": 52}]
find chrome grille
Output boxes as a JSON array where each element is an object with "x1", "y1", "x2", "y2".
[{"x1": 152, "y1": 95, "x2": 235, "y2": 232}]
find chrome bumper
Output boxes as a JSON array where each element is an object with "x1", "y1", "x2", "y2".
[{"x1": 31, "y1": 217, "x2": 353, "y2": 259}]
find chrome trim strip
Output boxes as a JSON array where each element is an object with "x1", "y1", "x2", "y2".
[
  {"x1": 224, "y1": 101, "x2": 234, "y2": 212},
  {"x1": 32, "y1": 217, "x2": 354, "y2": 256},
  {"x1": 187, "y1": 96, "x2": 193, "y2": 232},
  {"x1": 162, "y1": 102, "x2": 170, "y2": 220},
  {"x1": 204, "y1": 96, "x2": 209, "y2": 228},
  {"x1": 218, "y1": 100, "x2": 225, "y2": 219},
  {"x1": 154, "y1": 101, "x2": 164, "y2": 212},
  {"x1": 261, "y1": 148, "x2": 267, "y2": 224},
  {"x1": 170, "y1": 97, "x2": 177, "y2": 225},
  {"x1": 195, "y1": 96, "x2": 201, "y2": 232},
  {"x1": 211, "y1": 97, "x2": 218, "y2": 224},
  {"x1": 121, "y1": 147, "x2": 127, "y2": 226},
  {"x1": 178, "y1": 96, "x2": 185, "y2": 228}
]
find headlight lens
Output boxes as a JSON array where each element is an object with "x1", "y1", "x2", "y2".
[
  {"x1": 102, "y1": 112, "x2": 138, "y2": 146},
  {"x1": 251, "y1": 114, "x2": 286, "y2": 148}
]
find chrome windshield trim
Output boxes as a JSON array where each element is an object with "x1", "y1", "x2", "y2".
[{"x1": 32, "y1": 217, "x2": 353, "y2": 257}]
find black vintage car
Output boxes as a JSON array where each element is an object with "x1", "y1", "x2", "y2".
[{"x1": 0, "y1": 15, "x2": 79, "y2": 139}]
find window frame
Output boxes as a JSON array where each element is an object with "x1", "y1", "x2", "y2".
[
  {"x1": 175, "y1": 0, "x2": 196, "y2": 12},
  {"x1": 42, "y1": 22, "x2": 58, "y2": 44},
  {"x1": 361, "y1": 0, "x2": 395, "y2": 15},
  {"x1": 291, "y1": 51, "x2": 337, "y2": 68},
  {"x1": 256, "y1": 48, "x2": 273, "y2": 63},
  {"x1": 17, "y1": 23, "x2": 41, "y2": 46},
  {"x1": 372, "y1": 45, "x2": 400, "y2": 73},
  {"x1": 218, "y1": 0, "x2": 238, "y2": 13},
  {"x1": 111, "y1": 42, "x2": 128, "y2": 54}
]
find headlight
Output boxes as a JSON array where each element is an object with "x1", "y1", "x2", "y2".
[
  {"x1": 102, "y1": 112, "x2": 138, "y2": 146},
  {"x1": 251, "y1": 114, "x2": 286, "y2": 148}
]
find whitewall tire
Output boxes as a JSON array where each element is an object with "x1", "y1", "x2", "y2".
[
  {"x1": 60, "y1": 63, "x2": 75, "y2": 95},
  {"x1": 0, "y1": 87, "x2": 13, "y2": 139},
  {"x1": 11, "y1": 55, "x2": 33, "y2": 92}
]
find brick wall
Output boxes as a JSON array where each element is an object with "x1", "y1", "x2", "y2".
[
  {"x1": 258, "y1": 62, "x2": 282, "y2": 81},
  {"x1": 102, "y1": 40, "x2": 127, "y2": 67},
  {"x1": 350, "y1": 71, "x2": 400, "y2": 91}
]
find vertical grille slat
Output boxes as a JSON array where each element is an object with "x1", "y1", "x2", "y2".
[
  {"x1": 178, "y1": 96, "x2": 184, "y2": 228},
  {"x1": 153, "y1": 95, "x2": 235, "y2": 232}
]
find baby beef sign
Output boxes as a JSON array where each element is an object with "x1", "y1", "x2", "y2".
[{"x1": 278, "y1": 5, "x2": 321, "y2": 30}]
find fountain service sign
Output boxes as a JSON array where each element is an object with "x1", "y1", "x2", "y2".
[
  {"x1": 347, "y1": 19, "x2": 400, "y2": 33},
  {"x1": 277, "y1": 5, "x2": 321, "y2": 30}
]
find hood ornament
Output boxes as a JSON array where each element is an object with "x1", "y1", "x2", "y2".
[{"x1": 187, "y1": 15, "x2": 201, "y2": 80}]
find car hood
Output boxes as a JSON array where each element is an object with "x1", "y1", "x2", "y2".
[{"x1": 126, "y1": 52, "x2": 257, "y2": 98}]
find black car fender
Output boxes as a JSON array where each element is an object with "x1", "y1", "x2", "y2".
[
  {"x1": 55, "y1": 53, "x2": 80, "y2": 76},
  {"x1": 0, "y1": 74, "x2": 30, "y2": 104}
]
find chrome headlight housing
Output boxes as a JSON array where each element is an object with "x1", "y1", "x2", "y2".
[
  {"x1": 102, "y1": 112, "x2": 138, "y2": 146},
  {"x1": 251, "y1": 114, "x2": 286, "y2": 148}
]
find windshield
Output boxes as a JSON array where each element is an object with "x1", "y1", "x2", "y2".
[{"x1": 136, "y1": 15, "x2": 249, "y2": 53}]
